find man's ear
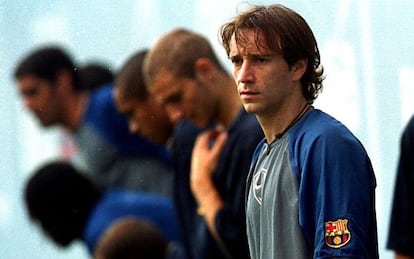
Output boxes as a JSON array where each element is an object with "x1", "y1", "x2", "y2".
[
  {"x1": 291, "y1": 59, "x2": 307, "y2": 82},
  {"x1": 56, "y1": 70, "x2": 74, "y2": 92},
  {"x1": 194, "y1": 58, "x2": 214, "y2": 81}
]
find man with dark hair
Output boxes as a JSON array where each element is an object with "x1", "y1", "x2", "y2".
[
  {"x1": 14, "y1": 45, "x2": 173, "y2": 195},
  {"x1": 114, "y1": 49, "x2": 174, "y2": 145},
  {"x1": 78, "y1": 62, "x2": 114, "y2": 91},
  {"x1": 24, "y1": 160, "x2": 182, "y2": 255}
]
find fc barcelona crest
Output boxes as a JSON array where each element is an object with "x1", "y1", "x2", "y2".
[{"x1": 325, "y1": 218, "x2": 351, "y2": 248}]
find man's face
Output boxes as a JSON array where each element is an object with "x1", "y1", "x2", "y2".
[
  {"x1": 17, "y1": 75, "x2": 63, "y2": 127},
  {"x1": 229, "y1": 30, "x2": 298, "y2": 117},
  {"x1": 149, "y1": 71, "x2": 215, "y2": 128},
  {"x1": 114, "y1": 88, "x2": 174, "y2": 145}
]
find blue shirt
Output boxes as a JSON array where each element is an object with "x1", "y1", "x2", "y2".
[
  {"x1": 83, "y1": 188, "x2": 182, "y2": 254},
  {"x1": 72, "y1": 84, "x2": 173, "y2": 195},
  {"x1": 247, "y1": 108, "x2": 379, "y2": 259}
]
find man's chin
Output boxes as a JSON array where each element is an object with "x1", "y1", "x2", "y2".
[
  {"x1": 242, "y1": 104, "x2": 259, "y2": 114},
  {"x1": 38, "y1": 120, "x2": 57, "y2": 128}
]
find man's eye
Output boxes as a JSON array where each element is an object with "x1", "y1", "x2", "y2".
[
  {"x1": 23, "y1": 88, "x2": 39, "y2": 97},
  {"x1": 124, "y1": 111, "x2": 133, "y2": 119},
  {"x1": 254, "y1": 57, "x2": 267, "y2": 64},
  {"x1": 165, "y1": 92, "x2": 182, "y2": 104},
  {"x1": 230, "y1": 57, "x2": 242, "y2": 66}
]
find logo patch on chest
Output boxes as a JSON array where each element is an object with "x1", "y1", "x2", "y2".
[
  {"x1": 324, "y1": 218, "x2": 351, "y2": 248},
  {"x1": 252, "y1": 168, "x2": 267, "y2": 205}
]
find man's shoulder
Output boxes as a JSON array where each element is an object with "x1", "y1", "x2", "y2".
[
  {"x1": 290, "y1": 109, "x2": 370, "y2": 159},
  {"x1": 403, "y1": 114, "x2": 414, "y2": 136},
  {"x1": 294, "y1": 109, "x2": 356, "y2": 140},
  {"x1": 102, "y1": 188, "x2": 172, "y2": 204}
]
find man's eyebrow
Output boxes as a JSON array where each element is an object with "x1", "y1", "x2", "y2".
[
  {"x1": 251, "y1": 53, "x2": 275, "y2": 58},
  {"x1": 229, "y1": 53, "x2": 274, "y2": 59},
  {"x1": 120, "y1": 107, "x2": 132, "y2": 115}
]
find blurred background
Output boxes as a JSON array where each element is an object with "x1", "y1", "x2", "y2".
[{"x1": 0, "y1": 0, "x2": 412, "y2": 258}]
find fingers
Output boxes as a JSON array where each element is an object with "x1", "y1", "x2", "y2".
[
  {"x1": 191, "y1": 129, "x2": 227, "y2": 184},
  {"x1": 195, "y1": 128, "x2": 228, "y2": 151}
]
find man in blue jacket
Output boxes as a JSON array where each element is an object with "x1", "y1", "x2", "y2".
[{"x1": 14, "y1": 46, "x2": 173, "y2": 195}]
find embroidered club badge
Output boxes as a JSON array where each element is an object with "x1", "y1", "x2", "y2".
[{"x1": 325, "y1": 218, "x2": 351, "y2": 248}]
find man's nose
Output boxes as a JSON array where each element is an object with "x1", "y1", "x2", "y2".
[
  {"x1": 165, "y1": 105, "x2": 183, "y2": 125},
  {"x1": 23, "y1": 97, "x2": 36, "y2": 111},
  {"x1": 128, "y1": 120, "x2": 140, "y2": 134},
  {"x1": 236, "y1": 61, "x2": 254, "y2": 84}
]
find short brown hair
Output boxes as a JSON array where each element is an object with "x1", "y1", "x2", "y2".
[
  {"x1": 115, "y1": 49, "x2": 149, "y2": 102},
  {"x1": 220, "y1": 4, "x2": 324, "y2": 102},
  {"x1": 144, "y1": 28, "x2": 225, "y2": 88}
]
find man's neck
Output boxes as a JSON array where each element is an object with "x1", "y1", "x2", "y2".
[
  {"x1": 259, "y1": 99, "x2": 309, "y2": 143},
  {"x1": 217, "y1": 77, "x2": 242, "y2": 129}
]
